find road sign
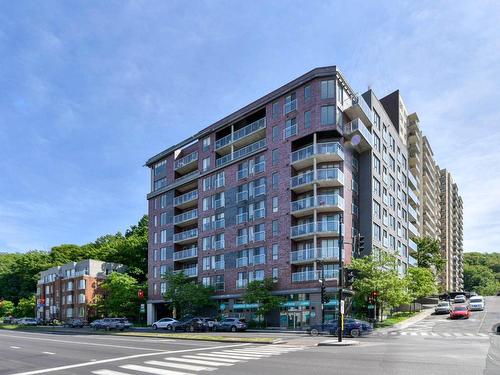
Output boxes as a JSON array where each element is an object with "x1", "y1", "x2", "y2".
[
  {"x1": 140, "y1": 303, "x2": 145, "y2": 313},
  {"x1": 340, "y1": 300, "x2": 345, "y2": 314}
]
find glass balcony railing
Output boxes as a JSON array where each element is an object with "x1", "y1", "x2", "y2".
[
  {"x1": 252, "y1": 231, "x2": 266, "y2": 242},
  {"x1": 284, "y1": 99, "x2": 297, "y2": 114},
  {"x1": 290, "y1": 168, "x2": 344, "y2": 188},
  {"x1": 173, "y1": 247, "x2": 198, "y2": 261},
  {"x1": 236, "y1": 234, "x2": 248, "y2": 246},
  {"x1": 253, "y1": 253, "x2": 266, "y2": 265},
  {"x1": 290, "y1": 221, "x2": 340, "y2": 238},
  {"x1": 290, "y1": 194, "x2": 344, "y2": 212},
  {"x1": 408, "y1": 255, "x2": 418, "y2": 267},
  {"x1": 173, "y1": 228, "x2": 198, "y2": 243},
  {"x1": 175, "y1": 267, "x2": 198, "y2": 277},
  {"x1": 291, "y1": 269, "x2": 339, "y2": 282},
  {"x1": 408, "y1": 188, "x2": 420, "y2": 206},
  {"x1": 173, "y1": 209, "x2": 198, "y2": 225},
  {"x1": 174, "y1": 151, "x2": 198, "y2": 170},
  {"x1": 408, "y1": 171, "x2": 419, "y2": 189},
  {"x1": 215, "y1": 118, "x2": 266, "y2": 150},
  {"x1": 236, "y1": 212, "x2": 248, "y2": 224},
  {"x1": 344, "y1": 118, "x2": 373, "y2": 147},
  {"x1": 216, "y1": 139, "x2": 267, "y2": 167},
  {"x1": 174, "y1": 190, "x2": 198, "y2": 206},
  {"x1": 291, "y1": 142, "x2": 344, "y2": 163},
  {"x1": 236, "y1": 257, "x2": 248, "y2": 268},
  {"x1": 290, "y1": 248, "x2": 315, "y2": 262},
  {"x1": 409, "y1": 238, "x2": 418, "y2": 251}
]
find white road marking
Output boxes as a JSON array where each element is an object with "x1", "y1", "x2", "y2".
[
  {"x1": 145, "y1": 360, "x2": 216, "y2": 371},
  {"x1": 218, "y1": 351, "x2": 268, "y2": 357},
  {"x1": 478, "y1": 333, "x2": 488, "y2": 337},
  {"x1": 400, "y1": 332, "x2": 408, "y2": 335},
  {"x1": 223, "y1": 349, "x2": 277, "y2": 355},
  {"x1": 430, "y1": 332, "x2": 439, "y2": 336},
  {"x1": 195, "y1": 353, "x2": 260, "y2": 360},
  {"x1": 182, "y1": 355, "x2": 242, "y2": 363},
  {"x1": 168, "y1": 357, "x2": 234, "y2": 366},
  {"x1": 120, "y1": 364, "x2": 190, "y2": 375},
  {"x1": 477, "y1": 308, "x2": 488, "y2": 334},
  {"x1": 442, "y1": 333, "x2": 452, "y2": 337},
  {"x1": 390, "y1": 332, "x2": 398, "y2": 335},
  {"x1": 10, "y1": 346, "x2": 21, "y2": 349},
  {"x1": 464, "y1": 333, "x2": 474, "y2": 336},
  {"x1": 42, "y1": 352, "x2": 55, "y2": 355},
  {"x1": 410, "y1": 332, "x2": 418, "y2": 336},
  {"x1": 420, "y1": 332, "x2": 428, "y2": 336},
  {"x1": 453, "y1": 333, "x2": 463, "y2": 337},
  {"x1": 10, "y1": 343, "x2": 251, "y2": 375},
  {"x1": 92, "y1": 371, "x2": 132, "y2": 375}
]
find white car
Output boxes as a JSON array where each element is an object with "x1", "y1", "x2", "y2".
[
  {"x1": 152, "y1": 317, "x2": 178, "y2": 330},
  {"x1": 469, "y1": 296, "x2": 485, "y2": 311},
  {"x1": 453, "y1": 295, "x2": 467, "y2": 304}
]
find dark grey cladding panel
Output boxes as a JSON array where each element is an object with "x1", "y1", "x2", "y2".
[
  {"x1": 224, "y1": 251, "x2": 238, "y2": 269},
  {"x1": 164, "y1": 246, "x2": 174, "y2": 260},
  {"x1": 165, "y1": 190, "x2": 175, "y2": 224},
  {"x1": 225, "y1": 186, "x2": 238, "y2": 206},
  {"x1": 224, "y1": 187, "x2": 239, "y2": 227}
]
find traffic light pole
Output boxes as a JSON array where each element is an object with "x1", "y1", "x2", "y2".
[{"x1": 337, "y1": 215, "x2": 344, "y2": 342}]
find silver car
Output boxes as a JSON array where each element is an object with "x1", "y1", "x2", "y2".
[
  {"x1": 435, "y1": 301, "x2": 451, "y2": 314},
  {"x1": 152, "y1": 317, "x2": 178, "y2": 330}
]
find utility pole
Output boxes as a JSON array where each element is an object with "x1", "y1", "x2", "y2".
[
  {"x1": 337, "y1": 214, "x2": 344, "y2": 342},
  {"x1": 319, "y1": 260, "x2": 326, "y2": 325}
]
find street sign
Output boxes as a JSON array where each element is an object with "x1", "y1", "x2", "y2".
[
  {"x1": 368, "y1": 304, "x2": 375, "y2": 309},
  {"x1": 140, "y1": 303, "x2": 145, "y2": 313},
  {"x1": 340, "y1": 300, "x2": 345, "y2": 314}
]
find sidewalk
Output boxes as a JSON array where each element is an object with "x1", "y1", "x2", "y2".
[{"x1": 375, "y1": 307, "x2": 435, "y2": 334}]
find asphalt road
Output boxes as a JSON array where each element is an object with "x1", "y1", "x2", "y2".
[{"x1": 1, "y1": 296, "x2": 498, "y2": 375}]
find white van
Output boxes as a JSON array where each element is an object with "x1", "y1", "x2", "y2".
[{"x1": 469, "y1": 296, "x2": 485, "y2": 311}]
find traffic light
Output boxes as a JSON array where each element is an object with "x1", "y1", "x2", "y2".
[
  {"x1": 344, "y1": 268, "x2": 357, "y2": 288},
  {"x1": 320, "y1": 283, "x2": 328, "y2": 304},
  {"x1": 358, "y1": 235, "x2": 365, "y2": 254},
  {"x1": 138, "y1": 289, "x2": 144, "y2": 299}
]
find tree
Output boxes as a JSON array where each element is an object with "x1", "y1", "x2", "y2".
[
  {"x1": 99, "y1": 272, "x2": 144, "y2": 320},
  {"x1": 412, "y1": 237, "x2": 445, "y2": 272},
  {"x1": 243, "y1": 278, "x2": 283, "y2": 327},
  {"x1": 163, "y1": 271, "x2": 215, "y2": 318},
  {"x1": 463, "y1": 264, "x2": 499, "y2": 296},
  {"x1": 350, "y1": 253, "x2": 411, "y2": 319},
  {"x1": 405, "y1": 267, "x2": 438, "y2": 301},
  {"x1": 0, "y1": 300, "x2": 15, "y2": 317},
  {"x1": 13, "y1": 295, "x2": 36, "y2": 318}
]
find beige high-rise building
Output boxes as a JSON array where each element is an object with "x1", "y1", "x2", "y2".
[{"x1": 439, "y1": 169, "x2": 464, "y2": 291}]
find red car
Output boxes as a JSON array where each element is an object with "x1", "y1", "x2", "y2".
[{"x1": 449, "y1": 304, "x2": 471, "y2": 319}]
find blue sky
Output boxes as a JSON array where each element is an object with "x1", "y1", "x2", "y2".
[{"x1": 1, "y1": 0, "x2": 499, "y2": 253}]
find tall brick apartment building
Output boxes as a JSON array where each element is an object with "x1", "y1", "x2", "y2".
[
  {"x1": 36, "y1": 260, "x2": 125, "y2": 322},
  {"x1": 145, "y1": 66, "x2": 420, "y2": 327}
]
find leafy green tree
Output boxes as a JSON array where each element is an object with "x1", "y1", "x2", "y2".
[
  {"x1": 350, "y1": 253, "x2": 411, "y2": 319},
  {"x1": 0, "y1": 300, "x2": 15, "y2": 317},
  {"x1": 13, "y1": 295, "x2": 36, "y2": 317},
  {"x1": 405, "y1": 267, "x2": 438, "y2": 301},
  {"x1": 243, "y1": 278, "x2": 283, "y2": 327},
  {"x1": 412, "y1": 237, "x2": 445, "y2": 272},
  {"x1": 163, "y1": 271, "x2": 215, "y2": 318},
  {"x1": 463, "y1": 264, "x2": 499, "y2": 296},
  {"x1": 99, "y1": 272, "x2": 144, "y2": 319}
]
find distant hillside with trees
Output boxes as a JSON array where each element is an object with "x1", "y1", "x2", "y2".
[{"x1": 463, "y1": 252, "x2": 500, "y2": 295}]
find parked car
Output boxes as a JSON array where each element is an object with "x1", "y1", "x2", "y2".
[
  {"x1": 3, "y1": 317, "x2": 16, "y2": 324},
  {"x1": 200, "y1": 317, "x2": 217, "y2": 331},
  {"x1": 453, "y1": 295, "x2": 467, "y2": 304},
  {"x1": 216, "y1": 318, "x2": 247, "y2": 332},
  {"x1": 435, "y1": 301, "x2": 452, "y2": 314},
  {"x1": 66, "y1": 318, "x2": 85, "y2": 328},
  {"x1": 17, "y1": 318, "x2": 38, "y2": 326},
  {"x1": 90, "y1": 319, "x2": 104, "y2": 329},
  {"x1": 307, "y1": 318, "x2": 373, "y2": 337},
  {"x1": 172, "y1": 317, "x2": 207, "y2": 332},
  {"x1": 91, "y1": 318, "x2": 132, "y2": 331},
  {"x1": 469, "y1": 296, "x2": 485, "y2": 311},
  {"x1": 450, "y1": 304, "x2": 471, "y2": 319},
  {"x1": 152, "y1": 317, "x2": 178, "y2": 330}
]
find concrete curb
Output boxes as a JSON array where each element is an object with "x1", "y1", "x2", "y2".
[
  {"x1": 318, "y1": 339, "x2": 360, "y2": 346},
  {"x1": 376, "y1": 307, "x2": 435, "y2": 334}
]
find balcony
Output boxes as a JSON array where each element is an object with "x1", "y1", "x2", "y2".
[
  {"x1": 408, "y1": 222, "x2": 420, "y2": 238},
  {"x1": 291, "y1": 269, "x2": 339, "y2": 283},
  {"x1": 408, "y1": 255, "x2": 418, "y2": 267},
  {"x1": 344, "y1": 118, "x2": 373, "y2": 152},
  {"x1": 236, "y1": 254, "x2": 266, "y2": 268},
  {"x1": 408, "y1": 188, "x2": 420, "y2": 207},
  {"x1": 290, "y1": 194, "x2": 344, "y2": 217},
  {"x1": 408, "y1": 205, "x2": 419, "y2": 222},
  {"x1": 174, "y1": 267, "x2": 198, "y2": 278},
  {"x1": 173, "y1": 209, "x2": 198, "y2": 226},
  {"x1": 290, "y1": 168, "x2": 344, "y2": 193},
  {"x1": 344, "y1": 95, "x2": 373, "y2": 128},
  {"x1": 290, "y1": 142, "x2": 344, "y2": 169},
  {"x1": 290, "y1": 247, "x2": 340, "y2": 264},
  {"x1": 173, "y1": 189, "x2": 198, "y2": 209},
  {"x1": 173, "y1": 228, "x2": 198, "y2": 244},
  {"x1": 216, "y1": 138, "x2": 267, "y2": 167},
  {"x1": 174, "y1": 151, "x2": 198, "y2": 174},
  {"x1": 173, "y1": 247, "x2": 198, "y2": 262},
  {"x1": 409, "y1": 238, "x2": 418, "y2": 252},
  {"x1": 215, "y1": 118, "x2": 266, "y2": 152},
  {"x1": 290, "y1": 221, "x2": 340, "y2": 240}
]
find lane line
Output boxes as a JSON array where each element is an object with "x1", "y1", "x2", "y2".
[
  {"x1": 120, "y1": 364, "x2": 190, "y2": 375},
  {"x1": 41, "y1": 352, "x2": 55, "y2": 355},
  {"x1": 166, "y1": 357, "x2": 234, "y2": 366},
  {"x1": 477, "y1": 308, "x2": 488, "y2": 334},
  {"x1": 10, "y1": 343, "x2": 251, "y2": 375},
  {"x1": 145, "y1": 360, "x2": 217, "y2": 371},
  {"x1": 10, "y1": 346, "x2": 21, "y2": 349}
]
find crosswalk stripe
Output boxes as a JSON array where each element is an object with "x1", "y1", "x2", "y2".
[
  {"x1": 478, "y1": 333, "x2": 487, "y2": 337},
  {"x1": 420, "y1": 332, "x2": 428, "y2": 336},
  {"x1": 390, "y1": 332, "x2": 398, "y2": 335},
  {"x1": 442, "y1": 333, "x2": 452, "y2": 337},
  {"x1": 400, "y1": 332, "x2": 408, "y2": 335},
  {"x1": 410, "y1": 332, "x2": 418, "y2": 336},
  {"x1": 198, "y1": 353, "x2": 260, "y2": 360},
  {"x1": 431, "y1": 332, "x2": 439, "y2": 336},
  {"x1": 182, "y1": 355, "x2": 242, "y2": 363},
  {"x1": 453, "y1": 333, "x2": 462, "y2": 337},
  {"x1": 464, "y1": 333, "x2": 474, "y2": 336},
  {"x1": 92, "y1": 370, "x2": 133, "y2": 375},
  {"x1": 224, "y1": 349, "x2": 279, "y2": 355},
  {"x1": 120, "y1": 364, "x2": 190, "y2": 375},
  {"x1": 165, "y1": 357, "x2": 234, "y2": 367},
  {"x1": 145, "y1": 360, "x2": 216, "y2": 371},
  {"x1": 218, "y1": 351, "x2": 268, "y2": 358}
]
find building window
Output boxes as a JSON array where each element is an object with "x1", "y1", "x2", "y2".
[
  {"x1": 320, "y1": 79, "x2": 335, "y2": 99},
  {"x1": 373, "y1": 110, "x2": 380, "y2": 130},
  {"x1": 284, "y1": 118, "x2": 297, "y2": 138},
  {"x1": 160, "y1": 230, "x2": 167, "y2": 243},
  {"x1": 272, "y1": 267, "x2": 279, "y2": 280},
  {"x1": 272, "y1": 220, "x2": 278, "y2": 236},
  {"x1": 304, "y1": 110, "x2": 311, "y2": 129},
  {"x1": 237, "y1": 161, "x2": 248, "y2": 180},
  {"x1": 272, "y1": 244, "x2": 278, "y2": 260},
  {"x1": 154, "y1": 178, "x2": 167, "y2": 191},
  {"x1": 160, "y1": 282, "x2": 166, "y2": 295},
  {"x1": 153, "y1": 249, "x2": 158, "y2": 262},
  {"x1": 160, "y1": 247, "x2": 167, "y2": 261},
  {"x1": 373, "y1": 200, "x2": 381, "y2": 220},
  {"x1": 272, "y1": 125, "x2": 279, "y2": 142},
  {"x1": 202, "y1": 157, "x2": 211, "y2": 172},
  {"x1": 272, "y1": 149, "x2": 279, "y2": 165},
  {"x1": 373, "y1": 133, "x2": 381, "y2": 152},
  {"x1": 154, "y1": 160, "x2": 167, "y2": 176},
  {"x1": 202, "y1": 137, "x2": 210, "y2": 152},
  {"x1": 272, "y1": 196, "x2": 278, "y2": 212},
  {"x1": 160, "y1": 194, "x2": 167, "y2": 208},
  {"x1": 320, "y1": 105, "x2": 335, "y2": 125},
  {"x1": 284, "y1": 93, "x2": 297, "y2": 114},
  {"x1": 373, "y1": 224, "x2": 381, "y2": 241},
  {"x1": 304, "y1": 85, "x2": 312, "y2": 101},
  {"x1": 272, "y1": 101, "x2": 280, "y2": 119},
  {"x1": 160, "y1": 212, "x2": 167, "y2": 226},
  {"x1": 373, "y1": 156, "x2": 381, "y2": 174},
  {"x1": 337, "y1": 82, "x2": 344, "y2": 103},
  {"x1": 272, "y1": 172, "x2": 279, "y2": 190},
  {"x1": 203, "y1": 177, "x2": 211, "y2": 191},
  {"x1": 373, "y1": 177, "x2": 381, "y2": 196}
]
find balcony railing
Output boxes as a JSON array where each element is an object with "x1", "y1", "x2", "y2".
[
  {"x1": 174, "y1": 267, "x2": 198, "y2": 277},
  {"x1": 291, "y1": 142, "x2": 344, "y2": 164},
  {"x1": 290, "y1": 220, "x2": 340, "y2": 238},
  {"x1": 236, "y1": 212, "x2": 248, "y2": 224},
  {"x1": 236, "y1": 254, "x2": 266, "y2": 267},
  {"x1": 236, "y1": 257, "x2": 248, "y2": 268},
  {"x1": 290, "y1": 168, "x2": 344, "y2": 189},
  {"x1": 173, "y1": 247, "x2": 198, "y2": 261},
  {"x1": 284, "y1": 99, "x2": 297, "y2": 114},
  {"x1": 291, "y1": 247, "x2": 340, "y2": 262},
  {"x1": 216, "y1": 139, "x2": 267, "y2": 167},
  {"x1": 236, "y1": 279, "x2": 248, "y2": 289},
  {"x1": 173, "y1": 209, "x2": 198, "y2": 225},
  {"x1": 292, "y1": 269, "x2": 339, "y2": 282},
  {"x1": 174, "y1": 190, "x2": 198, "y2": 207},
  {"x1": 290, "y1": 194, "x2": 344, "y2": 213},
  {"x1": 173, "y1": 228, "x2": 198, "y2": 243},
  {"x1": 215, "y1": 118, "x2": 266, "y2": 150},
  {"x1": 408, "y1": 222, "x2": 420, "y2": 237},
  {"x1": 252, "y1": 231, "x2": 266, "y2": 242},
  {"x1": 408, "y1": 255, "x2": 418, "y2": 267},
  {"x1": 344, "y1": 118, "x2": 373, "y2": 149},
  {"x1": 236, "y1": 234, "x2": 248, "y2": 246},
  {"x1": 174, "y1": 151, "x2": 198, "y2": 170},
  {"x1": 408, "y1": 188, "x2": 420, "y2": 206}
]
